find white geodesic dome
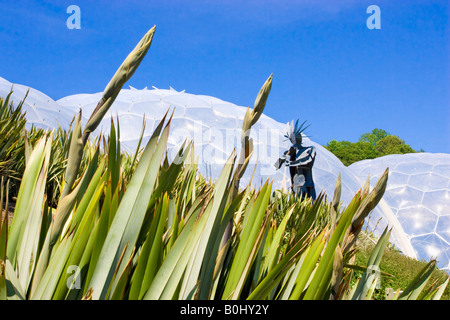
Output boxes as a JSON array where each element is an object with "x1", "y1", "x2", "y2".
[
  {"x1": 56, "y1": 85, "x2": 363, "y2": 208},
  {"x1": 1, "y1": 76, "x2": 449, "y2": 271},
  {"x1": 0, "y1": 77, "x2": 73, "y2": 130},
  {"x1": 350, "y1": 154, "x2": 450, "y2": 271}
]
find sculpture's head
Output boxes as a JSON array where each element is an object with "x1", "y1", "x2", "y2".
[{"x1": 285, "y1": 119, "x2": 309, "y2": 147}]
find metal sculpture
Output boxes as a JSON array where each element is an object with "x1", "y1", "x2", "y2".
[{"x1": 275, "y1": 120, "x2": 316, "y2": 200}]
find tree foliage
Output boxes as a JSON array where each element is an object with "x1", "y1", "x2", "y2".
[
  {"x1": 359, "y1": 128, "x2": 389, "y2": 146},
  {"x1": 375, "y1": 135, "x2": 416, "y2": 155},
  {"x1": 325, "y1": 128, "x2": 418, "y2": 166}
]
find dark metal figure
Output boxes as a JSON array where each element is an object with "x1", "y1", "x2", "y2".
[{"x1": 274, "y1": 120, "x2": 316, "y2": 200}]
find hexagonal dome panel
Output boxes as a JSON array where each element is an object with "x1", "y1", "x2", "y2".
[{"x1": 350, "y1": 153, "x2": 450, "y2": 271}]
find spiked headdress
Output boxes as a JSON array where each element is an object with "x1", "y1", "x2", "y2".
[{"x1": 284, "y1": 119, "x2": 310, "y2": 146}]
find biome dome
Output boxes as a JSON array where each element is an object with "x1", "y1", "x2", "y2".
[
  {"x1": 350, "y1": 154, "x2": 450, "y2": 271},
  {"x1": 0, "y1": 77, "x2": 73, "y2": 130},
  {"x1": 1, "y1": 76, "x2": 449, "y2": 271},
  {"x1": 56, "y1": 85, "x2": 364, "y2": 209}
]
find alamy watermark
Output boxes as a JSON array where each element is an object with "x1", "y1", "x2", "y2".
[
  {"x1": 366, "y1": 5, "x2": 381, "y2": 29},
  {"x1": 66, "y1": 265, "x2": 81, "y2": 290},
  {"x1": 364, "y1": 264, "x2": 382, "y2": 290},
  {"x1": 65, "y1": 5, "x2": 380, "y2": 30},
  {"x1": 66, "y1": 5, "x2": 81, "y2": 29}
]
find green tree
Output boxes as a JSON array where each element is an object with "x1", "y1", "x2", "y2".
[
  {"x1": 359, "y1": 128, "x2": 389, "y2": 146},
  {"x1": 324, "y1": 129, "x2": 418, "y2": 166},
  {"x1": 375, "y1": 135, "x2": 416, "y2": 156},
  {"x1": 325, "y1": 139, "x2": 378, "y2": 166}
]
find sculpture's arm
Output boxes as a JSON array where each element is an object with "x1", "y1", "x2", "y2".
[
  {"x1": 274, "y1": 157, "x2": 285, "y2": 170},
  {"x1": 274, "y1": 150, "x2": 289, "y2": 169},
  {"x1": 288, "y1": 147, "x2": 316, "y2": 167}
]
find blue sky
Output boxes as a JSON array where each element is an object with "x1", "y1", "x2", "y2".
[{"x1": 1, "y1": 0, "x2": 449, "y2": 153}]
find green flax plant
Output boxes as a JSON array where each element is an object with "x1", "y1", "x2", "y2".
[
  {"x1": 0, "y1": 90, "x2": 83, "y2": 208},
  {"x1": 0, "y1": 25, "x2": 448, "y2": 301},
  {"x1": 3, "y1": 117, "x2": 447, "y2": 300},
  {"x1": 30, "y1": 26, "x2": 157, "y2": 293},
  {"x1": 0, "y1": 90, "x2": 29, "y2": 196}
]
